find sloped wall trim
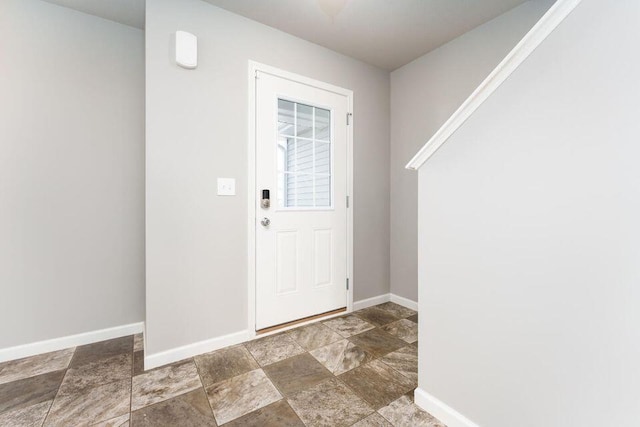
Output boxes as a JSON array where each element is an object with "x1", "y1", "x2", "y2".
[{"x1": 405, "y1": 0, "x2": 582, "y2": 170}]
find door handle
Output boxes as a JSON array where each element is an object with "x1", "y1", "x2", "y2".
[{"x1": 261, "y1": 217, "x2": 271, "y2": 227}]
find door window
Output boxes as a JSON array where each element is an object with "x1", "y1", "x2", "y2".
[{"x1": 277, "y1": 99, "x2": 332, "y2": 208}]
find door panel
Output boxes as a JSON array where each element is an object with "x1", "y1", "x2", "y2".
[
  {"x1": 276, "y1": 231, "x2": 299, "y2": 294},
  {"x1": 313, "y1": 229, "x2": 333, "y2": 287},
  {"x1": 255, "y1": 72, "x2": 348, "y2": 330}
]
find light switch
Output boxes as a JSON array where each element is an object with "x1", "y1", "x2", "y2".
[{"x1": 217, "y1": 178, "x2": 236, "y2": 196}]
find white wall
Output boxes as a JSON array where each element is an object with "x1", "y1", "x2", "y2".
[
  {"x1": 417, "y1": 0, "x2": 640, "y2": 425},
  {"x1": 146, "y1": 0, "x2": 390, "y2": 358},
  {"x1": 390, "y1": 1, "x2": 553, "y2": 301},
  {"x1": 0, "y1": 0, "x2": 145, "y2": 349}
]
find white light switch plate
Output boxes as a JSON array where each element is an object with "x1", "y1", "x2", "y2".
[{"x1": 217, "y1": 178, "x2": 235, "y2": 196}]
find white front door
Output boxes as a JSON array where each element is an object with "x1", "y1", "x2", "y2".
[{"x1": 255, "y1": 71, "x2": 350, "y2": 330}]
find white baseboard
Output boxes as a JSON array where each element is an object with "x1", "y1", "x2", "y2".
[
  {"x1": 0, "y1": 322, "x2": 145, "y2": 363},
  {"x1": 353, "y1": 293, "x2": 390, "y2": 310},
  {"x1": 353, "y1": 293, "x2": 418, "y2": 311},
  {"x1": 414, "y1": 388, "x2": 480, "y2": 427},
  {"x1": 390, "y1": 293, "x2": 418, "y2": 311},
  {"x1": 144, "y1": 330, "x2": 250, "y2": 370}
]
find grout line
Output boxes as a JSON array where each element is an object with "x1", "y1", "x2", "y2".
[
  {"x1": 40, "y1": 368, "x2": 67, "y2": 426},
  {"x1": 257, "y1": 362, "x2": 286, "y2": 401},
  {"x1": 192, "y1": 355, "x2": 218, "y2": 424},
  {"x1": 127, "y1": 360, "x2": 201, "y2": 417},
  {"x1": 128, "y1": 335, "x2": 134, "y2": 422},
  {"x1": 377, "y1": 406, "x2": 397, "y2": 425},
  {"x1": 376, "y1": 352, "x2": 418, "y2": 384},
  {"x1": 337, "y1": 326, "x2": 418, "y2": 416},
  {"x1": 243, "y1": 345, "x2": 265, "y2": 370},
  {"x1": 281, "y1": 399, "x2": 307, "y2": 427},
  {"x1": 40, "y1": 345, "x2": 77, "y2": 426},
  {"x1": 48, "y1": 336, "x2": 136, "y2": 426},
  {"x1": 66, "y1": 345, "x2": 80, "y2": 370},
  {"x1": 331, "y1": 374, "x2": 377, "y2": 422},
  {"x1": 202, "y1": 343, "x2": 287, "y2": 425},
  {"x1": 127, "y1": 373, "x2": 133, "y2": 423},
  {"x1": 242, "y1": 341, "x2": 289, "y2": 403},
  {"x1": 129, "y1": 334, "x2": 134, "y2": 423},
  {"x1": 127, "y1": 356, "x2": 207, "y2": 424},
  {"x1": 39, "y1": 392, "x2": 57, "y2": 427},
  {"x1": 242, "y1": 337, "x2": 313, "y2": 426}
]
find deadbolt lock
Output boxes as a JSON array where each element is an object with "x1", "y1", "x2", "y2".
[{"x1": 261, "y1": 189, "x2": 270, "y2": 209}]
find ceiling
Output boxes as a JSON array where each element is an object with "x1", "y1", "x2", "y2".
[
  {"x1": 42, "y1": 0, "x2": 145, "y2": 29},
  {"x1": 204, "y1": 0, "x2": 528, "y2": 70},
  {"x1": 41, "y1": 0, "x2": 530, "y2": 70}
]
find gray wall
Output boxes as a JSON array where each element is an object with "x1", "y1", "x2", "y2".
[
  {"x1": 417, "y1": 0, "x2": 640, "y2": 425},
  {"x1": 146, "y1": 0, "x2": 390, "y2": 356},
  {"x1": 0, "y1": 0, "x2": 145, "y2": 348},
  {"x1": 390, "y1": 1, "x2": 552, "y2": 301}
]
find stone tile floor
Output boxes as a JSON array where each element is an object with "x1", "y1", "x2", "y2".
[{"x1": 0, "y1": 302, "x2": 445, "y2": 426}]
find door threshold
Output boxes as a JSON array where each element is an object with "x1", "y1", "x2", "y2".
[{"x1": 257, "y1": 307, "x2": 347, "y2": 335}]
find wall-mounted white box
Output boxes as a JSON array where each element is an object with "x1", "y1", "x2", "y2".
[
  {"x1": 217, "y1": 178, "x2": 235, "y2": 196},
  {"x1": 175, "y1": 31, "x2": 197, "y2": 69}
]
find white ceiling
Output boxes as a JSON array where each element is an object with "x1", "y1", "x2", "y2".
[
  {"x1": 204, "y1": 0, "x2": 529, "y2": 70},
  {"x1": 42, "y1": 0, "x2": 145, "y2": 29},
  {"x1": 41, "y1": 0, "x2": 531, "y2": 70}
]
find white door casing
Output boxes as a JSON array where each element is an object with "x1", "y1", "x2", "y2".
[{"x1": 252, "y1": 66, "x2": 352, "y2": 330}]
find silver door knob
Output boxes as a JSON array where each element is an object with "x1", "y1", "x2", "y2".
[{"x1": 261, "y1": 217, "x2": 271, "y2": 227}]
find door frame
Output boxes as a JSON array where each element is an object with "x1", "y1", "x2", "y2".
[{"x1": 247, "y1": 61, "x2": 354, "y2": 336}]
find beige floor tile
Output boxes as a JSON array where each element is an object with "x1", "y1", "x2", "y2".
[
  {"x1": 354, "y1": 307, "x2": 400, "y2": 327},
  {"x1": 348, "y1": 328, "x2": 407, "y2": 358},
  {"x1": 310, "y1": 339, "x2": 373, "y2": 375},
  {"x1": 380, "y1": 346, "x2": 418, "y2": 382},
  {"x1": 0, "y1": 370, "x2": 64, "y2": 414},
  {"x1": 378, "y1": 395, "x2": 446, "y2": 427},
  {"x1": 287, "y1": 377, "x2": 373, "y2": 427},
  {"x1": 244, "y1": 333, "x2": 305, "y2": 366},
  {"x1": 92, "y1": 412, "x2": 130, "y2": 427},
  {"x1": 376, "y1": 302, "x2": 417, "y2": 319},
  {"x1": 338, "y1": 360, "x2": 415, "y2": 409},
  {"x1": 0, "y1": 348, "x2": 74, "y2": 385},
  {"x1": 195, "y1": 344, "x2": 259, "y2": 387},
  {"x1": 224, "y1": 400, "x2": 304, "y2": 427},
  {"x1": 133, "y1": 334, "x2": 144, "y2": 352},
  {"x1": 263, "y1": 353, "x2": 332, "y2": 396},
  {"x1": 71, "y1": 336, "x2": 133, "y2": 368},
  {"x1": 352, "y1": 412, "x2": 394, "y2": 426},
  {"x1": 206, "y1": 368, "x2": 281, "y2": 425},
  {"x1": 44, "y1": 379, "x2": 130, "y2": 426},
  {"x1": 131, "y1": 359, "x2": 201, "y2": 410},
  {"x1": 287, "y1": 322, "x2": 343, "y2": 351},
  {"x1": 322, "y1": 315, "x2": 375, "y2": 338},
  {"x1": 0, "y1": 399, "x2": 52, "y2": 427},
  {"x1": 58, "y1": 353, "x2": 131, "y2": 395},
  {"x1": 381, "y1": 319, "x2": 418, "y2": 344},
  {"x1": 131, "y1": 389, "x2": 216, "y2": 426},
  {"x1": 133, "y1": 350, "x2": 144, "y2": 376}
]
